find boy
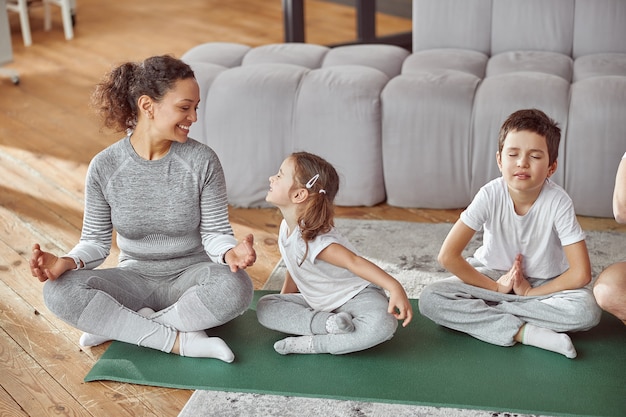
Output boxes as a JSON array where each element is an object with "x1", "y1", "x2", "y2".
[{"x1": 419, "y1": 109, "x2": 601, "y2": 358}]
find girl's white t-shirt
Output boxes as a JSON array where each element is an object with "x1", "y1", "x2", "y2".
[{"x1": 278, "y1": 219, "x2": 369, "y2": 311}]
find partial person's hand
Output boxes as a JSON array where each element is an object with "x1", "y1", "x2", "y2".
[
  {"x1": 30, "y1": 243, "x2": 72, "y2": 282},
  {"x1": 224, "y1": 234, "x2": 257, "y2": 272},
  {"x1": 388, "y1": 287, "x2": 413, "y2": 327}
]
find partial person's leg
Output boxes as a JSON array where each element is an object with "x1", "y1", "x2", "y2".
[{"x1": 593, "y1": 262, "x2": 626, "y2": 325}]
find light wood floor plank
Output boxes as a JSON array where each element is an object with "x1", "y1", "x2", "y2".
[
  {"x1": 0, "y1": 324, "x2": 91, "y2": 417},
  {"x1": 0, "y1": 384, "x2": 30, "y2": 417}
]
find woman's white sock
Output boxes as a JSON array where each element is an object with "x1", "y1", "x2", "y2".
[
  {"x1": 521, "y1": 323, "x2": 577, "y2": 359},
  {"x1": 178, "y1": 331, "x2": 235, "y2": 362},
  {"x1": 79, "y1": 307, "x2": 155, "y2": 347}
]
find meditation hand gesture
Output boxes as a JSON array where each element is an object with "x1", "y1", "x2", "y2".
[
  {"x1": 224, "y1": 234, "x2": 256, "y2": 272},
  {"x1": 496, "y1": 254, "x2": 525, "y2": 294},
  {"x1": 510, "y1": 254, "x2": 532, "y2": 296},
  {"x1": 30, "y1": 243, "x2": 73, "y2": 282}
]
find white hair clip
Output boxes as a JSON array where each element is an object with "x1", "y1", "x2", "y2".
[{"x1": 305, "y1": 174, "x2": 320, "y2": 189}]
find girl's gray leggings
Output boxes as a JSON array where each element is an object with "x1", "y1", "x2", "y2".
[{"x1": 256, "y1": 285, "x2": 398, "y2": 354}]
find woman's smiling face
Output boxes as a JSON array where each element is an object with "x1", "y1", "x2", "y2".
[{"x1": 151, "y1": 77, "x2": 200, "y2": 143}]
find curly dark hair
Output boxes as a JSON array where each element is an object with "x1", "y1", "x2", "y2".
[{"x1": 91, "y1": 55, "x2": 195, "y2": 132}]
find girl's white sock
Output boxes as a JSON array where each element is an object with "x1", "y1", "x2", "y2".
[
  {"x1": 325, "y1": 312, "x2": 354, "y2": 334},
  {"x1": 178, "y1": 331, "x2": 235, "y2": 363},
  {"x1": 521, "y1": 323, "x2": 577, "y2": 359},
  {"x1": 79, "y1": 307, "x2": 155, "y2": 347},
  {"x1": 274, "y1": 336, "x2": 315, "y2": 355}
]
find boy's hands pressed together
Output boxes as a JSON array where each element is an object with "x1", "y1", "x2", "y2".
[
  {"x1": 513, "y1": 275, "x2": 532, "y2": 296},
  {"x1": 496, "y1": 272, "x2": 515, "y2": 294},
  {"x1": 496, "y1": 254, "x2": 525, "y2": 294},
  {"x1": 498, "y1": 254, "x2": 532, "y2": 296},
  {"x1": 508, "y1": 254, "x2": 532, "y2": 296}
]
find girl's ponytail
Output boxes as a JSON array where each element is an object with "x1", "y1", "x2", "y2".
[{"x1": 291, "y1": 152, "x2": 340, "y2": 255}]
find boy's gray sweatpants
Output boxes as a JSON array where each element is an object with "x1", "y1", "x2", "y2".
[
  {"x1": 418, "y1": 260, "x2": 601, "y2": 346},
  {"x1": 43, "y1": 261, "x2": 253, "y2": 353},
  {"x1": 256, "y1": 285, "x2": 398, "y2": 355}
]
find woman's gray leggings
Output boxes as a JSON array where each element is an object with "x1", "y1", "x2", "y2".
[{"x1": 43, "y1": 262, "x2": 253, "y2": 353}]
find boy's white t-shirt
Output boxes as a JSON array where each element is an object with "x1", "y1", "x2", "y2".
[
  {"x1": 460, "y1": 177, "x2": 586, "y2": 279},
  {"x1": 278, "y1": 219, "x2": 369, "y2": 312}
]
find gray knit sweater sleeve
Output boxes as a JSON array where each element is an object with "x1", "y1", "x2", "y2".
[{"x1": 66, "y1": 136, "x2": 236, "y2": 269}]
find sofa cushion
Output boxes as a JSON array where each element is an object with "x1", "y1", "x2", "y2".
[
  {"x1": 323, "y1": 44, "x2": 409, "y2": 79},
  {"x1": 487, "y1": 51, "x2": 573, "y2": 81},
  {"x1": 292, "y1": 66, "x2": 389, "y2": 206},
  {"x1": 566, "y1": 75, "x2": 626, "y2": 217},
  {"x1": 402, "y1": 49, "x2": 488, "y2": 79},
  {"x1": 242, "y1": 43, "x2": 329, "y2": 68},
  {"x1": 573, "y1": 53, "x2": 626, "y2": 82},
  {"x1": 203, "y1": 64, "x2": 309, "y2": 207},
  {"x1": 491, "y1": 0, "x2": 574, "y2": 56},
  {"x1": 573, "y1": 0, "x2": 626, "y2": 59},
  {"x1": 412, "y1": 0, "x2": 492, "y2": 55},
  {"x1": 382, "y1": 70, "x2": 480, "y2": 208},
  {"x1": 181, "y1": 42, "x2": 251, "y2": 68}
]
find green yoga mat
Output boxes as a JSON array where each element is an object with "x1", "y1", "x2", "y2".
[{"x1": 85, "y1": 291, "x2": 626, "y2": 417}]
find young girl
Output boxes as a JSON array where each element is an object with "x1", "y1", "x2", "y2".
[{"x1": 256, "y1": 152, "x2": 413, "y2": 355}]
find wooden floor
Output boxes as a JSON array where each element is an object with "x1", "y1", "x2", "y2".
[{"x1": 0, "y1": 1, "x2": 622, "y2": 416}]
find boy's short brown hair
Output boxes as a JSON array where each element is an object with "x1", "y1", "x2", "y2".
[{"x1": 498, "y1": 109, "x2": 561, "y2": 165}]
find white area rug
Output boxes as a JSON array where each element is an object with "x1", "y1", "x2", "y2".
[{"x1": 179, "y1": 219, "x2": 625, "y2": 417}]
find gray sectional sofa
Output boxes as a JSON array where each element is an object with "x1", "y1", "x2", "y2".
[{"x1": 182, "y1": 0, "x2": 626, "y2": 218}]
